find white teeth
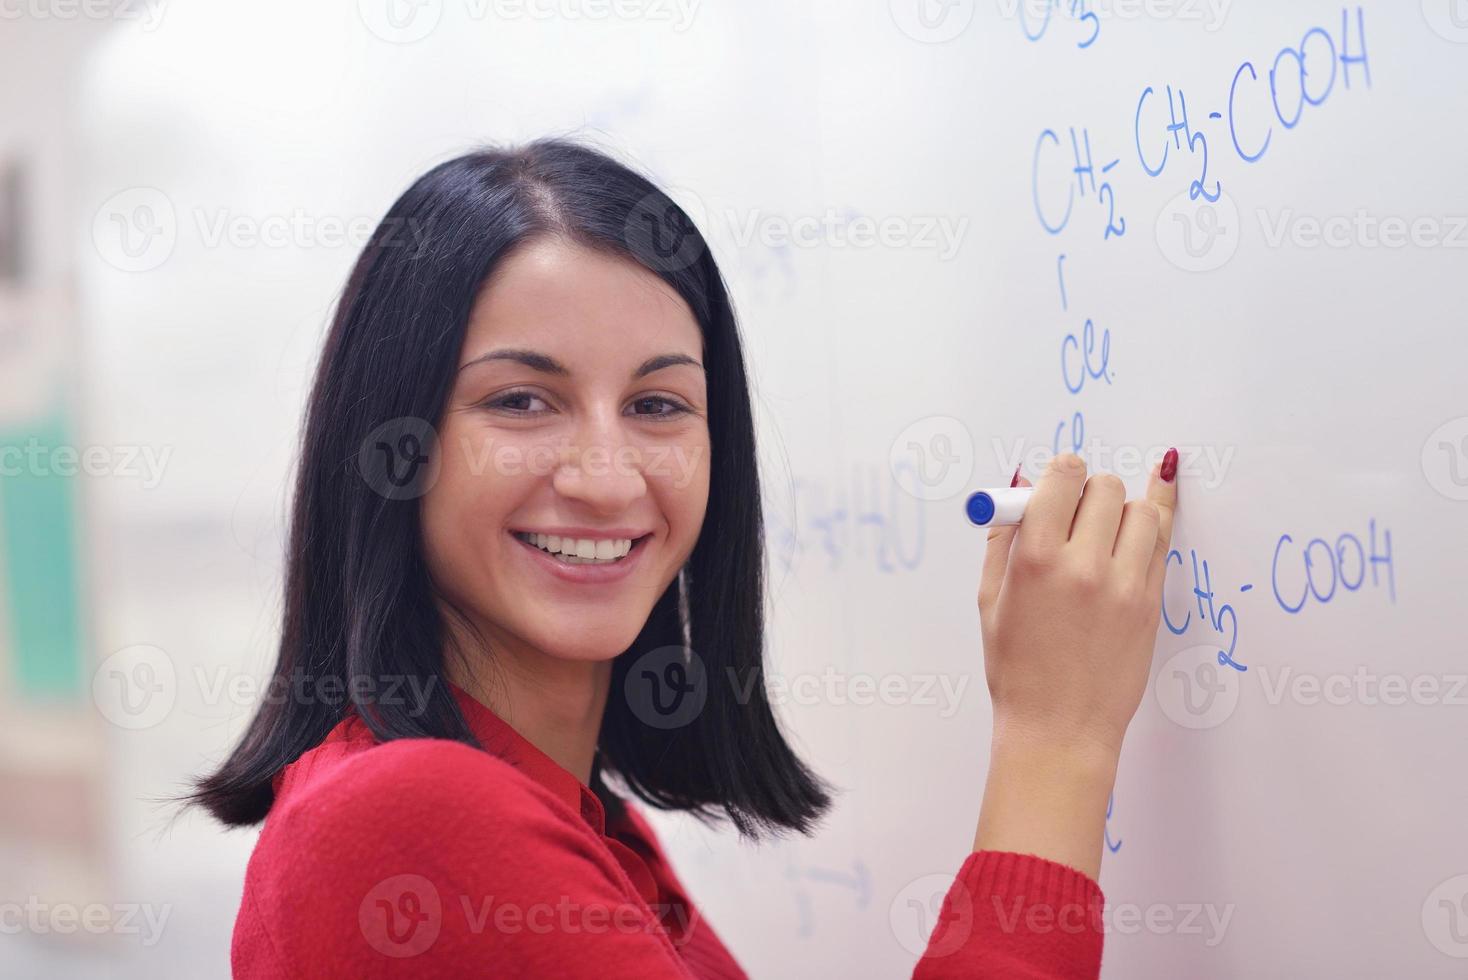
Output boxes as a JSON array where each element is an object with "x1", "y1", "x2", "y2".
[{"x1": 517, "y1": 532, "x2": 636, "y2": 563}]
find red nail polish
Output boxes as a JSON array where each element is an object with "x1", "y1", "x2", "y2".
[
  {"x1": 1010, "y1": 466, "x2": 1021, "y2": 488},
  {"x1": 1161, "y1": 448, "x2": 1178, "y2": 483}
]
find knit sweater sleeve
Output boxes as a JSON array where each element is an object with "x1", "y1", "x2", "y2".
[{"x1": 910, "y1": 850, "x2": 1105, "y2": 980}]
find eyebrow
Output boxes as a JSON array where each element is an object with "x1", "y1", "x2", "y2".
[{"x1": 458, "y1": 348, "x2": 703, "y2": 379}]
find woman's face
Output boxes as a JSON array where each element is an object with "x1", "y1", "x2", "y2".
[{"x1": 422, "y1": 236, "x2": 711, "y2": 668}]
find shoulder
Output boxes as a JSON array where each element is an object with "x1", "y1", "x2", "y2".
[
  {"x1": 236, "y1": 738, "x2": 629, "y2": 976},
  {"x1": 264, "y1": 736, "x2": 589, "y2": 856}
]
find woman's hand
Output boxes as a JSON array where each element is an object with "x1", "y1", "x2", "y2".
[{"x1": 972, "y1": 451, "x2": 1178, "y2": 879}]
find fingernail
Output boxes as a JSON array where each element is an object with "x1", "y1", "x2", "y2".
[
  {"x1": 1161, "y1": 447, "x2": 1178, "y2": 483},
  {"x1": 1010, "y1": 466, "x2": 1021, "y2": 487}
]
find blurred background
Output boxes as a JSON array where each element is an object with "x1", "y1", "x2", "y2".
[{"x1": 1, "y1": 2, "x2": 887, "y2": 975}]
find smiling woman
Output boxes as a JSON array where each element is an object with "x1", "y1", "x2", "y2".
[{"x1": 183, "y1": 137, "x2": 1177, "y2": 979}]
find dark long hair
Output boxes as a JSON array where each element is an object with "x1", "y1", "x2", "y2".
[{"x1": 185, "y1": 136, "x2": 831, "y2": 840}]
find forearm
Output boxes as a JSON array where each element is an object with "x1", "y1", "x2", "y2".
[{"x1": 971, "y1": 725, "x2": 1119, "y2": 881}]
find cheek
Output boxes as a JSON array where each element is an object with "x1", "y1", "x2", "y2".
[
  {"x1": 421, "y1": 426, "x2": 519, "y2": 580},
  {"x1": 655, "y1": 437, "x2": 711, "y2": 543}
]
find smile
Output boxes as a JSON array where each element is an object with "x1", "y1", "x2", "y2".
[{"x1": 513, "y1": 531, "x2": 657, "y2": 578}]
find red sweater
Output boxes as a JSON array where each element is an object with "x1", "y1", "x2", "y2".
[{"x1": 232, "y1": 681, "x2": 1105, "y2": 978}]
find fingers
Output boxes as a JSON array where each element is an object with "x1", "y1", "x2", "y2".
[
  {"x1": 978, "y1": 473, "x2": 1031, "y2": 615},
  {"x1": 1113, "y1": 497, "x2": 1161, "y2": 585},
  {"x1": 1016, "y1": 453, "x2": 1087, "y2": 557},
  {"x1": 1070, "y1": 473, "x2": 1125, "y2": 563},
  {"x1": 1144, "y1": 450, "x2": 1180, "y2": 593}
]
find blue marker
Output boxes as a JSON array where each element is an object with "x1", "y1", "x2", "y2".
[{"x1": 964, "y1": 487, "x2": 1036, "y2": 527}]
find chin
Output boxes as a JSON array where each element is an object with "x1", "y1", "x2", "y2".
[{"x1": 522, "y1": 619, "x2": 646, "y2": 664}]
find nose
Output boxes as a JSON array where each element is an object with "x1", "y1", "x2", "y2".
[{"x1": 550, "y1": 409, "x2": 648, "y2": 515}]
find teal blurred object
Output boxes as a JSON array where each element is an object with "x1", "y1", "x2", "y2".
[{"x1": 1, "y1": 405, "x2": 84, "y2": 699}]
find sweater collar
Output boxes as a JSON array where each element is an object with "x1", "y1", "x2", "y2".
[{"x1": 446, "y1": 679, "x2": 610, "y2": 835}]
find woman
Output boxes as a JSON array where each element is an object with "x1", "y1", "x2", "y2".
[{"x1": 188, "y1": 137, "x2": 1178, "y2": 978}]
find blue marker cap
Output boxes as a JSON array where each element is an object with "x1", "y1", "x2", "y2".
[{"x1": 965, "y1": 491, "x2": 996, "y2": 526}]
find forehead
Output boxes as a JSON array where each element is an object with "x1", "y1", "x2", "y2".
[{"x1": 463, "y1": 237, "x2": 704, "y2": 364}]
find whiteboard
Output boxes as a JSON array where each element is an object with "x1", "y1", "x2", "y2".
[{"x1": 79, "y1": 2, "x2": 1468, "y2": 977}]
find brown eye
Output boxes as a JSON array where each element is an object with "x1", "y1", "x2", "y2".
[
  {"x1": 482, "y1": 389, "x2": 550, "y2": 414},
  {"x1": 629, "y1": 396, "x2": 689, "y2": 418}
]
